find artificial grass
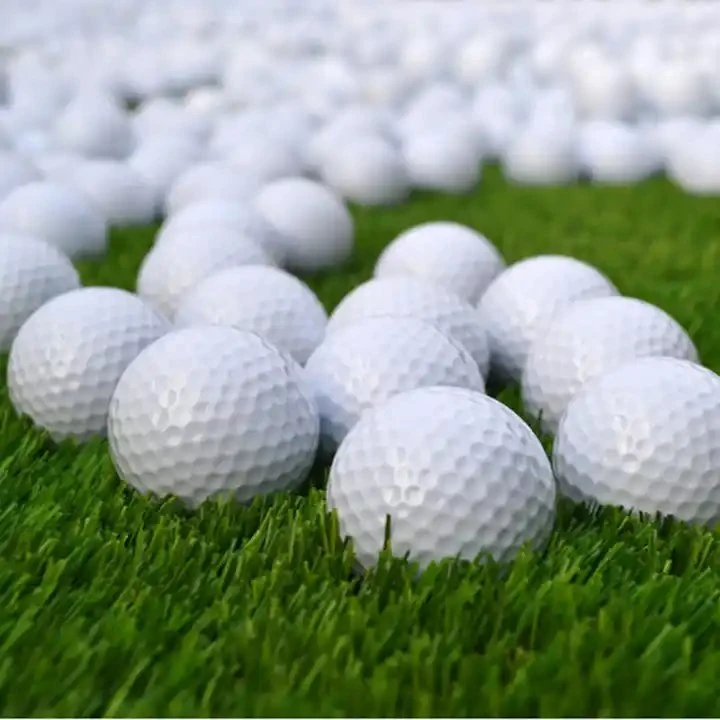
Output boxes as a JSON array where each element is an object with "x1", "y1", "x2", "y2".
[{"x1": 2, "y1": 165, "x2": 720, "y2": 716}]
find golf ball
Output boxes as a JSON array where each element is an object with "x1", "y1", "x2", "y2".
[
  {"x1": 553, "y1": 357, "x2": 720, "y2": 525},
  {"x1": 327, "y1": 385, "x2": 556, "y2": 571},
  {"x1": 9, "y1": 287, "x2": 170, "y2": 441},
  {"x1": 108, "y1": 326, "x2": 320, "y2": 507}
]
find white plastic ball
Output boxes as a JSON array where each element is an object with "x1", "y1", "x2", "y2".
[
  {"x1": 328, "y1": 385, "x2": 556, "y2": 571},
  {"x1": 374, "y1": 222, "x2": 505, "y2": 305},
  {"x1": 0, "y1": 181, "x2": 108, "y2": 259},
  {"x1": 175, "y1": 265, "x2": 328, "y2": 366},
  {"x1": 0, "y1": 233, "x2": 80, "y2": 351},
  {"x1": 553, "y1": 357, "x2": 720, "y2": 526},
  {"x1": 305, "y1": 316, "x2": 485, "y2": 456},
  {"x1": 522, "y1": 297, "x2": 699, "y2": 435},
  {"x1": 478, "y1": 255, "x2": 619, "y2": 388},
  {"x1": 8, "y1": 287, "x2": 170, "y2": 441},
  {"x1": 108, "y1": 325, "x2": 319, "y2": 507}
]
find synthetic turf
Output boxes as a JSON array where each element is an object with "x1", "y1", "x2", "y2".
[{"x1": 1, "y1": 166, "x2": 720, "y2": 716}]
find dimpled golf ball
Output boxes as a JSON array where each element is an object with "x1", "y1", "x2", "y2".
[
  {"x1": 108, "y1": 326, "x2": 319, "y2": 507},
  {"x1": 175, "y1": 265, "x2": 327, "y2": 365},
  {"x1": 373, "y1": 222, "x2": 506, "y2": 304},
  {"x1": 522, "y1": 296, "x2": 699, "y2": 435},
  {"x1": 156, "y1": 199, "x2": 287, "y2": 265},
  {"x1": 0, "y1": 181, "x2": 109, "y2": 259},
  {"x1": 9, "y1": 287, "x2": 171, "y2": 441},
  {"x1": 326, "y1": 277, "x2": 490, "y2": 378},
  {"x1": 65, "y1": 160, "x2": 158, "y2": 226},
  {"x1": 327, "y1": 385, "x2": 556, "y2": 571},
  {"x1": 137, "y1": 226, "x2": 274, "y2": 319},
  {"x1": 0, "y1": 233, "x2": 81, "y2": 351},
  {"x1": 253, "y1": 177, "x2": 354, "y2": 273},
  {"x1": 553, "y1": 357, "x2": 720, "y2": 525},
  {"x1": 304, "y1": 316, "x2": 485, "y2": 457},
  {"x1": 477, "y1": 255, "x2": 619, "y2": 388}
]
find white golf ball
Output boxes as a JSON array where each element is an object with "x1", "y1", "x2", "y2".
[
  {"x1": 137, "y1": 226, "x2": 274, "y2": 319},
  {"x1": 402, "y1": 131, "x2": 483, "y2": 194},
  {"x1": 0, "y1": 153, "x2": 41, "y2": 202},
  {"x1": 522, "y1": 296, "x2": 699, "y2": 435},
  {"x1": 553, "y1": 357, "x2": 720, "y2": 526},
  {"x1": 157, "y1": 199, "x2": 287, "y2": 265},
  {"x1": 327, "y1": 385, "x2": 556, "y2": 571},
  {"x1": 477, "y1": 255, "x2": 619, "y2": 388},
  {"x1": 9, "y1": 287, "x2": 170, "y2": 442},
  {"x1": 165, "y1": 162, "x2": 263, "y2": 215},
  {"x1": 327, "y1": 277, "x2": 491, "y2": 378},
  {"x1": 502, "y1": 127, "x2": 579, "y2": 186},
  {"x1": 373, "y1": 222, "x2": 505, "y2": 304},
  {"x1": 321, "y1": 136, "x2": 410, "y2": 206},
  {"x1": 0, "y1": 181, "x2": 109, "y2": 259},
  {"x1": 53, "y1": 92, "x2": 135, "y2": 160},
  {"x1": 64, "y1": 160, "x2": 158, "y2": 226},
  {"x1": 305, "y1": 316, "x2": 485, "y2": 456},
  {"x1": 175, "y1": 265, "x2": 328, "y2": 365},
  {"x1": 0, "y1": 233, "x2": 81, "y2": 351},
  {"x1": 254, "y1": 177, "x2": 354, "y2": 273},
  {"x1": 108, "y1": 326, "x2": 319, "y2": 507}
]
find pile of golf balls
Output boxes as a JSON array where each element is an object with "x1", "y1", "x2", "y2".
[{"x1": 1, "y1": 0, "x2": 720, "y2": 573}]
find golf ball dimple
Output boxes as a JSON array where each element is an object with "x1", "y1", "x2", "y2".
[
  {"x1": 553, "y1": 357, "x2": 720, "y2": 525},
  {"x1": 9, "y1": 287, "x2": 171, "y2": 441},
  {"x1": 327, "y1": 385, "x2": 556, "y2": 571},
  {"x1": 108, "y1": 325, "x2": 320, "y2": 507}
]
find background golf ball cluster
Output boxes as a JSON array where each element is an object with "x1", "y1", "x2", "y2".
[{"x1": 0, "y1": 0, "x2": 718, "y2": 572}]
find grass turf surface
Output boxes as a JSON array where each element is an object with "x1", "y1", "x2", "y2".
[{"x1": 2, "y1": 165, "x2": 720, "y2": 717}]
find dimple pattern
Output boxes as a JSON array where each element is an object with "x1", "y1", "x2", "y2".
[
  {"x1": 304, "y1": 316, "x2": 486, "y2": 457},
  {"x1": 8, "y1": 287, "x2": 171, "y2": 441},
  {"x1": 174, "y1": 265, "x2": 328, "y2": 365},
  {"x1": 553, "y1": 357, "x2": 720, "y2": 525},
  {"x1": 0, "y1": 233, "x2": 80, "y2": 351},
  {"x1": 137, "y1": 227, "x2": 274, "y2": 319},
  {"x1": 522, "y1": 296, "x2": 699, "y2": 434},
  {"x1": 108, "y1": 326, "x2": 320, "y2": 508},
  {"x1": 327, "y1": 385, "x2": 557, "y2": 571},
  {"x1": 477, "y1": 255, "x2": 619, "y2": 388},
  {"x1": 326, "y1": 276, "x2": 490, "y2": 378}
]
